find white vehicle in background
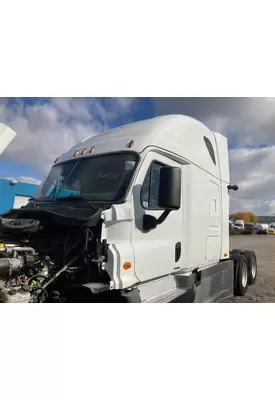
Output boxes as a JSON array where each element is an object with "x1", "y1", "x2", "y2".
[
  {"x1": 0, "y1": 115, "x2": 258, "y2": 303},
  {"x1": 234, "y1": 220, "x2": 244, "y2": 230},
  {"x1": 256, "y1": 223, "x2": 269, "y2": 234}
]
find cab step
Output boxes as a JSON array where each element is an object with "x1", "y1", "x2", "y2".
[{"x1": 143, "y1": 287, "x2": 188, "y2": 303}]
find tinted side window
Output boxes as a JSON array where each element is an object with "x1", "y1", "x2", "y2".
[
  {"x1": 141, "y1": 162, "x2": 163, "y2": 209},
  {"x1": 204, "y1": 136, "x2": 216, "y2": 165}
]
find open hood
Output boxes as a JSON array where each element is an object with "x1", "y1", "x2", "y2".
[{"x1": 1, "y1": 204, "x2": 109, "y2": 228}]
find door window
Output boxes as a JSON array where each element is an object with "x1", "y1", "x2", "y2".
[{"x1": 140, "y1": 161, "x2": 164, "y2": 210}]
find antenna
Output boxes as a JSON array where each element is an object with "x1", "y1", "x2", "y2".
[{"x1": 0, "y1": 123, "x2": 17, "y2": 155}]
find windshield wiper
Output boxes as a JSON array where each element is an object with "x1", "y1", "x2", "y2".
[{"x1": 29, "y1": 197, "x2": 53, "y2": 203}]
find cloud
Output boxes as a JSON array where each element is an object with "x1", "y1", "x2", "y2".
[
  {"x1": 5, "y1": 176, "x2": 42, "y2": 185},
  {"x1": 228, "y1": 146, "x2": 275, "y2": 215},
  {"x1": 230, "y1": 197, "x2": 275, "y2": 217},
  {"x1": 153, "y1": 97, "x2": 275, "y2": 146},
  {"x1": 153, "y1": 98, "x2": 275, "y2": 215},
  {"x1": 0, "y1": 98, "x2": 136, "y2": 176}
]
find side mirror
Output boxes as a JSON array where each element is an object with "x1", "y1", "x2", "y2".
[
  {"x1": 143, "y1": 214, "x2": 158, "y2": 231},
  {"x1": 158, "y1": 166, "x2": 181, "y2": 210},
  {"x1": 227, "y1": 184, "x2": 238, "y2": 191}
]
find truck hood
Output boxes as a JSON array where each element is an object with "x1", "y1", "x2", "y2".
[{"x1": 1, "y1": 202, "x2": 111, "y2": 228}]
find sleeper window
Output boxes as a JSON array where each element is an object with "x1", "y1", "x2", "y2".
[{"x1": 204, "y1": 136, "x2": 216, "y2": 165}]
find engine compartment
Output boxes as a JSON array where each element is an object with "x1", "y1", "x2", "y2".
[{"x1": 0, "y1": 213, "x2": 110, "y2": 303}]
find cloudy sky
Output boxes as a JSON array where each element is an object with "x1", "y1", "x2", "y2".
[{"x1": 0, "y1": 97, "x2": 274, "y2": 215}]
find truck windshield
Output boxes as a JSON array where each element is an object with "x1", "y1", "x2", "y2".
[{"x1": 34, "y1": 152, "x2": 138, "y2": 202}]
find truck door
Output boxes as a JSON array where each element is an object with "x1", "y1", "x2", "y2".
[{"x1": 131, "y1": 152, "x2": 183, "y2": 282}]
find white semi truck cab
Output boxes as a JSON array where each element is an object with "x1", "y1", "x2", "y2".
[{"x1": 0, "y1": 115, "x2": 257, "y2": 303}]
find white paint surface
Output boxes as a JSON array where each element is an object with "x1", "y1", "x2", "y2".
[
  {"x1": 0, "y1": 123, "x2": 17, "y2": 155},
  {"x1": 13, "y1": 195, "x2": 30, "y2": 209}
]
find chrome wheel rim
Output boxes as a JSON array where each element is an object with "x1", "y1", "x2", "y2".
[
  {"x1": 242, "y1": 263, "x2": 248, "y2": 287},
  {"x1": 251, "y1": 258, "x2": 257, "y2": 278}
]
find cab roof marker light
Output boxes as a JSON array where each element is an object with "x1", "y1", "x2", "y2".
[
  {"x1": 81, "y1": 148, "x2": 87, "y2": 155},
  {"x1": 73, "y1": 150, "x2": 79, "y2": 157},
  {"x1": 89, "y1": 146, "x2": 95, "y2": 153},
  {"x1": 126, "y1": 140, "x2": 134, "y2": 148},
  {"x1": 54, "y1": 156, "x2": 60, "y2": 163}
]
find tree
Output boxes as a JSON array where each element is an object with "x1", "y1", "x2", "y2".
[{"x1": 232, "y1": 212, "x2": 258, "y2": 223}]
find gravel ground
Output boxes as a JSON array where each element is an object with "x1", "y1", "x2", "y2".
[{"x1": 230, "y1": 235, "x2": 275, "y2": 302}]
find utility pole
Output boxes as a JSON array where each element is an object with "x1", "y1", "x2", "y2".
[{"x1": 0, "y1": 123, "x2": 17, "y2": 155}]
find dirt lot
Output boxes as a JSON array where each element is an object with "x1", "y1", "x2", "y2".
[{"x1": 230, "y1": 235, "x2": 275, "y2": 302}]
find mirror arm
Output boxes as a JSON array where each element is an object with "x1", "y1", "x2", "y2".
[
  {"x1": 143, "y1": 209, "x2": 172, "y2": 232},
  {"x1": 156, "y1": 209, "x2": 171, "y2": 225}
]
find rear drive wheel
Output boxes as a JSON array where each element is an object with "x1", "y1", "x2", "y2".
[
  {"x1": 231, "y1": 249, "x2": 242, "y2": 255},
  {"x1": 232, "y1": 254, "x2": 249, "y2": 296},
  {"x1": 243, "y1": 250, "x2": 257, "y2": 285}
]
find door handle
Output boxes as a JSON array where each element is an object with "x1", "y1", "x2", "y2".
[{"x1": 175, "y1": 242, "x2": 181, "y2": 262}]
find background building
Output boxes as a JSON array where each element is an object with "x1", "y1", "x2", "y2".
[
  {"x1": 0, "y1": 178, "x2": 39, "y2": 214},
  {"x1": 257, "y1": 216, "x2": 275, "y2": 224}
]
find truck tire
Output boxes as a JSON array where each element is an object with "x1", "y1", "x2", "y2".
[
  {"x1": 243, "y1": 250, "x2": 257, "y2": 285},
  {"x1": 231, "y1": 254, "x2": 249, "y2": 296},
  {"x1": 231, "y1": 249, "x2": 242, "y2": 255}
]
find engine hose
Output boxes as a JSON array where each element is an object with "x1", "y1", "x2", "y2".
[
  {"x1": 30, "y1": 286, "x2": 48, "y2": 302},
  {"x1": 12, "y1": 247, "x2": 36, "y2": 255},
  {"x1": 27, "y1": 273, "x2": 48, "y2": 285},
  {"x1": 42, "y1": 251, "x2": 83, "y2": 290}
]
